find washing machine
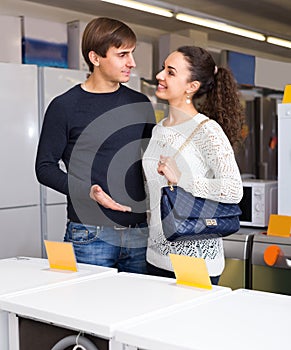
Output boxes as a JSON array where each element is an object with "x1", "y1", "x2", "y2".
[
  {"x1": 219, "y1": 228, "x2": 261, "y2": 289},
  {"x1": 252, "y1": 232, "x2": 291, "y2": 295},
  {"x1": 19, "y1": 317, "x2": 106, "y2": 350}
]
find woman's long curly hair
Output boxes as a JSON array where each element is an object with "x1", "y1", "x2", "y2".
[{"x1": 177, "y1": 46, "x2": 245, "y2": 152}]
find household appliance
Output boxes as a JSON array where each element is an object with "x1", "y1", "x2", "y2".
[
  {"x1": 218, "y1": 229, "x2": 256, "y2": 289},
  {"x1": 235, "y1": 94, "x2": 279, "y2": 180},
  {"x1": 0, "y1": 257, "x2": 116, "y2": 350},
  {"x1": 0, "y1": 62, "x2": 41, "y2": 259},
  {"x1": 0, "y1": 274, "x2": 230, "y2": 350},
  {"x1": 278, "y1": 102, "x2": 291, "y2": 215},
  {"x1": 38, "y1": 66, "x2": 88, "y2": 255},
  {"x1": 239, "y1": 179, "x2": 278, "y2": 228},
  {"x1": 114, "y1": 289, "x2": 291, "y2": 350},
  {"x1": 252, "y1": 233, "x2": 291, "y2": 295}
]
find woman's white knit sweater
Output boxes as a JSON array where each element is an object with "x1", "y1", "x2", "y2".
[{"x1": 142, "y1": 113, "x2": 243, "y2": 277}]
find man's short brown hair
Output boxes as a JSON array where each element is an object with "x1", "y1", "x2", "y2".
[{"x1": 82, "y1": 17, "x2": 137, "y2": 72}]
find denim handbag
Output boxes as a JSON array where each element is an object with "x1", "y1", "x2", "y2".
[
  {"x1": 161, "y1": 185, "x2": 242, "y2": 242},
  {"x1": 160, "y1": 118, "x2": 241, "y2": 242}
]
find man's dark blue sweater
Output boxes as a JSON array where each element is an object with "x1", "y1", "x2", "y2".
[{"x1": 35, "y1": 84, "x2": 156, "y2": 227}]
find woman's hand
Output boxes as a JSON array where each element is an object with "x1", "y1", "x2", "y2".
[
  {"x1": 89, "y1": 184, "x2": 132, "y2": 212},
  {"x1": 157, "y1": 155, "x2": 181, "y2": 184}
]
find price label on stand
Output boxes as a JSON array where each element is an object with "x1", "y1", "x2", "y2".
[{"x1": 44, "y1": 240, "x2": 78, "y2": 272}]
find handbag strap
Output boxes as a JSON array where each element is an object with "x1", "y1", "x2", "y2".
[
  {"x1": 168, "y1": 118, "x2": 209, "y2": 191},
  {"x1": 173, "y1": 118, "x2": 209, "y2": 159}
]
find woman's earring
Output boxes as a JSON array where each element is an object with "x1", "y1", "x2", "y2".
[{"x1": 186, "y1": 95, "x2": 191, "y2": 104}]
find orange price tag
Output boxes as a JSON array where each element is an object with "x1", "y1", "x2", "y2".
[
  {"x1": 169, "y1": 254, "x2": 212, "y2": 290},
  {"x1": 267, "y1": 214, "x2": 291, "y2": 238},
  {"x1": 44, "y1": 240, "x2": 78, "y2": 272}
]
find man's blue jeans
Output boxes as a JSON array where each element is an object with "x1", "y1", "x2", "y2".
[{"x1": 64, "y1": 221, "x2": 149, "y2": 274}]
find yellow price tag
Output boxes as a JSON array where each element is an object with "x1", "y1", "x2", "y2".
[
  {"x1": 169, "y1": 253, "x2": 212, "y2": 290},
  {"x1": 44, "y1": 240, "x2": 78, "y2": 272},
  {"x1": 282, "y1": 84, "x2": 291, "y2": 103}
]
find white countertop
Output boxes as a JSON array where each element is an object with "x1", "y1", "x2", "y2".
[
  {"x1": 0, "y1": 256, "x2": 117, "y2": 296},
  {"x1": 115, "y1": 288, "x2": 291, "y2": 350},
  {"x1": 0, "y1": 272, "x2": 231, "y2": 338}
]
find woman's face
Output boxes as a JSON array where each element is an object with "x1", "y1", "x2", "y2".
[{"x1": 155, "y1": 51, "x2": 192, "y2": 104}]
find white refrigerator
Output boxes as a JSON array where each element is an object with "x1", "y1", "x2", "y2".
[
  {"x1": 278, "y1": 102, "x2": 291, "y2": 215},
  {"x1": 38, "y1": 67, "x2": 88, "y2": 252},
  {"x1": 0, "y1": 62, "x2": 41, "y2": 258}
]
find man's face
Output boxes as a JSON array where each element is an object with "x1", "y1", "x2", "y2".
[{"x1": 98, "y1": 45, "x2": 136, "y2": 83}]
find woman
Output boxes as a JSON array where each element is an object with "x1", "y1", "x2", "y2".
[{"x1": 142, "y1": 46, "x2": 244, "y2": 284}]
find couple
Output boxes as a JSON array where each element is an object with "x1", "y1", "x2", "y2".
[{"x1": 35, "y1": 17, "x2": 244, "y2": 285}]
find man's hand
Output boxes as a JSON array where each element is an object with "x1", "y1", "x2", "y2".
[{"x1": 89, "y1": 184, "x2": 132, "y2": 212}]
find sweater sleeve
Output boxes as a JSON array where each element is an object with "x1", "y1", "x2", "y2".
[
  {"x1": 35, "y1": 98, "x2": 69, "y2": 195},
  {"x1": 177, "y1": 120, "x2": 243, "y2": 204}
]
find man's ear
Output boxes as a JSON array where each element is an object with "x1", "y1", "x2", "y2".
[{"x1": 88, "y1": 51, "x2": 100, "y2": 67}]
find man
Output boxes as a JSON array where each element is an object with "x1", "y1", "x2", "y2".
[{"x1": 35, "y1": 17, "x2": 156, "y2": 274}]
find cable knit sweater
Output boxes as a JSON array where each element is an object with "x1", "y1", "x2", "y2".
[{"x1": 142, "y1": 113, "x2": 243, "y2": 277}]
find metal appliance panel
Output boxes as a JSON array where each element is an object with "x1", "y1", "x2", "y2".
[{"x1": 219, "y1": 231, "x2": 255, "y2": 289}]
